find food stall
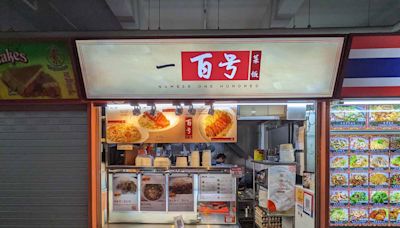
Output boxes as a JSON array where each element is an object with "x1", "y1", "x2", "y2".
[
  {"x1": 75, "y1": 36, "x2": 345, "y2": 227},
  {"x1": 325, "y1": 34, "x2": 400, "y2": 227}
]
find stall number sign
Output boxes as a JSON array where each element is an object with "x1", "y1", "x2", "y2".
[{"x1": 182, "y1": 51, "x2": 261, "y2": 81}]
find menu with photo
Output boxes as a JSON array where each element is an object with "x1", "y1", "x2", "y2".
[
  {"x1": 168, "y1": 175, "x2": 194, "y2": 211},
  {"x1": 106, "y1": 106, "x2": 237, "y2": 143},
  {"x1": 112, "y1": 173, "x2": 138, "y2": 211},
  {"x1": 141, "y1": 174, "x2": 166, "y2": 211}
]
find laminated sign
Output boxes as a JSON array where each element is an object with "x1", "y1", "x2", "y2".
[{"x1": 0, "y1": 40, "x2": 79, "y2": 99}]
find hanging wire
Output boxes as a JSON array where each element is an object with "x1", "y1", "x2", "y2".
[
  {"x1": 293, "y1": 14, "x2": 296, "y2": 28},
  {"x1": 367, "y1": 0, "x2": 371, "y2": 27},
  {"x1": 307, "y1": 0, "x2": 311, "y2": 28},
  {"x1": 158, "y1": 0, "x2": 161, "y2": 30},
  {"x1": 147, "y1": 0, "x2": 150, "y2": 30},
  {"x1": 217, "y1": 0, "x2": 220, "y2": 29}
]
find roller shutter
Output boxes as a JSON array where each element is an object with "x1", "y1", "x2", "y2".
[{"x1": 0, "y1": 109, "x2": 88, "y2": 228}]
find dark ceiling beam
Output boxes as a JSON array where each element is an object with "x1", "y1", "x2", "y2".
[
  {"x1": 7, "y1": 0, "x2": 121, "y2": 31},
  {"x1": 0, "y1": 26, "x2": 399, "y2": 39}
]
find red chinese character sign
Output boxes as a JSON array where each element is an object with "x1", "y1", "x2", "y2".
[
  {"x1": 182, "y1": 51, "x2": 253, "y2": 80},
  {"x1": 77, "y1": 38, "x2": 344, "y2": 99}
]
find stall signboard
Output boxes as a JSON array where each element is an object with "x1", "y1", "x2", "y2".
[
  {"x1": 106, "y1": 106, "x2": 237, "y2": 143},
  {"x1": 141, "y1": 174, "x2": 166, "y2": 211},
  {"x1": 112, "y1": 173, "x2": 138, "y2": 211},
  {"x1": 0, "y1": 40, "x2": 79, "y2": 99},
  {"x1": 198, "y1": 174, "x2": 236, "y2": 202},
  {"x1": 76, "y1": 37, "x2": 344, "y2": 99},
  {"x1": 168, "y1": 175, "x2": 194, "y2": 211}
]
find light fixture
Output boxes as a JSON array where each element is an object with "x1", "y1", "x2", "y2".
[
  {"x1": 343, "y1": 100, "x2": 400, "y2": 105},
  {"x1": 188, "y1": 104, "x2": 196, "y2": 115},
  {"x1": 132, "y1": 105, "x2": 141, "y2": 116},
  {"x1": 192, "y1": 102, "x2": 205, "y2": 108},
  {"x1": 155, "y1": 103, "x2": 173, "y2": 109},
  {"x1": 175, "y1": 104, "x2": 183, "y2": 116},
  {"x1": 106, "y1": 104, "x2": 132, "y2": 108},
  {"x1": 213, "y1": 102, "x2": 314, "y2": 107},
  {"x1": 149, "y1": 104, "x2": 156, "y2": 116},
  {"x1": 208, "y1": 104, "x2": 214, "y2": 115}
]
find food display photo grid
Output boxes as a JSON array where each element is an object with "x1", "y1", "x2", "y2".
[{"x1": 329, "y1": 134, "x2": 400, "y2": 226}]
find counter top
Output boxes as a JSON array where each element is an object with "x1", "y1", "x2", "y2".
[
  {"x1": 104, "y1": 224, "x2": 240, "y2": 228},
  {"x1": 251, "y1": 160, "x2": 297, "y2": 166}
]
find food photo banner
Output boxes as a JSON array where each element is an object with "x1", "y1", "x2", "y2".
[
  {"x1": 106, "y1": 106, "x2": 237, "y2": 143},
  {"x1": 76, "y1": 37, "x2": 344, "y2": 99},
  {"x1": 0, "y1": 40, "x2": 79, "y2": 99}
]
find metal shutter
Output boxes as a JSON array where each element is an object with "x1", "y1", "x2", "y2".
[{"x1": 0, "y1": 110, "x2": 88, "y2": 228}]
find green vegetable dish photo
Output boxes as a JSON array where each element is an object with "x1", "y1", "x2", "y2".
[
  {"x1": 330, "y1": 208, "x2": 348, "y2": 222},
  {"x1": 350, "y1": 191, "x2": 368, "y2": 204},
  {"x1": 390, "y1": 192, "x2": 400, "y2": 203},
  {"x1": 392, "y1": 156, "x2": 400, "y2": 167},
  {"x1": 371, "y1": 191, "x2": 389, "y2": 204}
]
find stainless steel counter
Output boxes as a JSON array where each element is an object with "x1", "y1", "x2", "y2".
[{"x1": 104, "y1": 224, "x2": 240, "y2": 228}]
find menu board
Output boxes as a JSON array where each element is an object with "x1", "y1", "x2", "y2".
[
  {"x1": 331, "y1": 104, "x2": 400, "y2": 131},
  {"x1": 112, "y1": 173, "x2": 138, "y2": 211},
  {"x1": 141, "y1": 174, "x2": 166, "y2": 211},
  {"x1": 331, "y1": 105, "x2": 367, "y2": 130},
  {"x1": 198, "y1": 174, "x2": 235, "y2": 202},
  {"x1": 329, "y1": 134, "x2": 400, "y2": 226},
  {"x1": 168, "y1": 175, "x2": 194, "y2": 211},
  {"x1": 369, "y1": 105, "x2": 400, "y2": 129},
  {"x1": 106, "y1": 106, "x2": 237, "y2": 143},
  {"x1": 0, "y1": 40, "x2": 79, "y2": 100}
]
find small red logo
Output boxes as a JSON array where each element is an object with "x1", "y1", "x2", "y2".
[
  {"x1": 182, "y1": 51, "x2": 262, "y2": 81},
  {"x1": 184, "y1": 117, "x2": 193, "y2": 139}
]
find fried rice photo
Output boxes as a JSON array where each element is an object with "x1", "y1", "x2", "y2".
[{"x1": 106, "y1": 123, "x2": 141, "y2": 143}]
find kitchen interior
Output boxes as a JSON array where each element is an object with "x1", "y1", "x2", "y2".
[{"x1": 100, "y1": 102, "x2": 317, "y2": 228}]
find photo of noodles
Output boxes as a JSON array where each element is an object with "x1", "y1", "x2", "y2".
[
  {"x1": 203, "y1": 110, "x2": 233, "y2": 138},
  {"x1": 138, "y1": 111, "x2": 171, "y2": 130},
  {"x1": 106, "y1": 122, "x2": 142, "y2": 143}
]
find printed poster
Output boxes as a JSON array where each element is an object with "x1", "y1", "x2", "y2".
[
  {"x1": 198, "y1": 174, "x2": 235, "y2": 202},
  {"x1": 112, "y1": 173, "x2": 138, "y2": 211},
  {"x1": 141, "y1": 174, "x2": 166, "y2": 211},
  {"x1": 106, "y1": 106, "x2": 237, "y2": 143},
  {"x1": 0, "y1": 40, "x2": 79, "y2": 99},
  {"x1": 168, "y1": 175, "x2": 194, "y2": 211}
]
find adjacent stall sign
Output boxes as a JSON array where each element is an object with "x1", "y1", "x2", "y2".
[
  {"x1": 168, "y1": 175, "x2": 194, "y2": 211},
  {"x1": 0, "y1": 40, "x2": 79, "y2": 99},
  {"x1": 106, "y1": 106, "x2": 237, "y2": 143},
  {"x1": 198, "y1": 174, "x2": 236, "y2": 202},
  {"x1": 112, "y1": 173, "x2": 138, "y2": 211},
  {"x1": 76, "y1": 37, "x2": 344, "y2": 99},
  {"x1": 141, "y1": 174, "x2": 166, "y2": 211}
]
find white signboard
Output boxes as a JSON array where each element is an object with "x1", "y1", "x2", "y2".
[
  {"x1": 168, "y1": 175, "x2": 194, "y2": 211},
  {"x1": 76, "y1": 37, "x2": 344, "y2": 99},
  {"x1": 112, "y1": 173, "x2": 138, "y2": 211},
  {"x1": 198, "y1": 174, "x2": 236, "y2": 202}
]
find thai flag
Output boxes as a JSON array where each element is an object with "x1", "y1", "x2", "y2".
[{"x1": 342, "y1": 35, "x2": 400, "y2": 97}]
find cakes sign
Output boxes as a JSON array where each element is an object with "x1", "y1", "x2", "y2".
[
  {"x1": 0, "y1": 40, "x2": 79, "y2": 100},
  {"x1": 0, "y1": 49, "x2": 28, "y2": 65}
]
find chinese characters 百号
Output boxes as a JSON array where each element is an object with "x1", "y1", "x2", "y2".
[{"x1": 190, "y1": 52, "x2": 241, "y2": 80}]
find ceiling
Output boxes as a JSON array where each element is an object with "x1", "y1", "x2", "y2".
[{"x1": 1, "y1": 0, "x2": 400, "y2": 33}]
